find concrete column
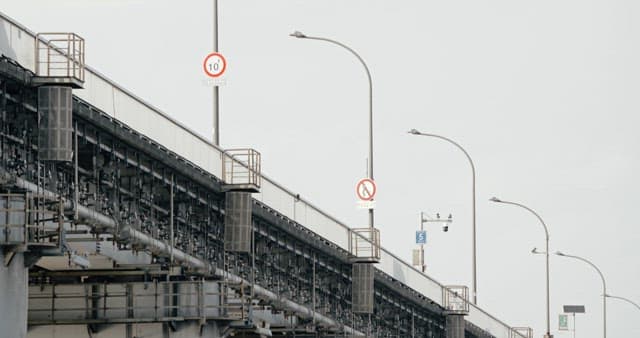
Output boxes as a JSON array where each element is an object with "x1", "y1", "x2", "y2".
[
  {"x1": 446, "y1": 314, "x2": 465, "y2": 338},
  {"x1": 0, "y1": 251, "x2": 28, "y2": 338}
]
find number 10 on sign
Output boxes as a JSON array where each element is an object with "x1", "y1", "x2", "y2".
[{"x1": 203, "y1": 52, "x2": 227, "y2": 78}]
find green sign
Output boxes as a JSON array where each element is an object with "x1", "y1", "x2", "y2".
[{"x1": 559, "y1": 314, "x2": 569, "y2": 330}]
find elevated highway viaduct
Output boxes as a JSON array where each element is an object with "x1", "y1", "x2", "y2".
[{"x1": 0, "y1": 11, "x2": 530, "y2": 338}]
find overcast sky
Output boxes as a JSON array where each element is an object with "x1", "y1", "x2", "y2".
[{"x1": 4, "y1": 1, "x2": 639, "y2": 336}]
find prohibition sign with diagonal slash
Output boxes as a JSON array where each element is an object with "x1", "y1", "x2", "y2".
[{"x1": 356, "y1": 178, "x2": 377, "y2": 201}]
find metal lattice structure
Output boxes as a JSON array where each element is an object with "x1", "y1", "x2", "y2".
[
  {"x1": 0, "y1": 10, "x2": 532, "y2": 335},
  {"x1": 0, "y1": 55, "x2": 448, "y2": 337}
]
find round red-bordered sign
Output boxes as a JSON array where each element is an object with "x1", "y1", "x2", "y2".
[
  {"x1": 356, "y1": 178, "x2": 377, "y2": 201},
  {"x1": 203, "y1": 52, "x2": 227, "y2": 78}
]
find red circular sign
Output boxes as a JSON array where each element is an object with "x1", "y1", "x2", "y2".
[
  {"x1": 356, "y1": 178, "x2": 377, "y2": 201},
  {"x1": 203, "y1": 52, "x2": 227, "y2": 78}
]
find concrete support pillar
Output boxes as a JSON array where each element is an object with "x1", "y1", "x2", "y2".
[
  {"x1": 446, "y1": 314, "x2": 465, "y2": 338},
  {"x1": 0, "y1": 251, "x2": 28, "y2": 338}
]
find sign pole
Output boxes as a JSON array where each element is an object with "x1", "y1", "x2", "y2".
[
  {"x1": 420, "y1": 212, "x2": 425, "y2": 272},
  {"x1": 212, "y1": 0, "x2": 220, "y2": 145}
]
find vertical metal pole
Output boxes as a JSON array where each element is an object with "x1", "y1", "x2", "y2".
[
  {"x1": 367, "y1": 71, "x2": 373, "y2": 230},
  {"x1": 603, "y1": 286, "x2": 607, "y2": 338},
  {"x1": 545, "y1": 237, "x2": 550, "y2": 337},
  {"x1": 67, "y1": 34, "x2": 71, "y2": 77},
  {"x1": 411, "y1": 311, "x2": 415, "y2": 338},
  {"x1": 199, "y1": 277, "x2": 206, "y2": 325},
  {"x1": 420, "y1": 212, "x2": 425, "y2": 273},
  {"x1": 1, "y1": 81, "x2": 6, "y2": 167},
  {"x1": 312, "y1": 252, "x2": 316, "y2": 325},
  {"x1": 74, "y1": 122, "x2": 78, "y2": 220},
  {"x1": 493, "y1": 200, "x2": 551, "y2": 336},
  {"x1": 411, "y1": 132, "x2": 477, "y2": 304},
  {"x1": 561, "y1": 254, "x2": 607, "y2": 338},
  {"x1": 46, "y1": 41, "x2": 50, "y2": 77},
  {"x1": 126, "y1": 284, "x2": 133, "y2": 338},
  {"x1": 471, "y1": 166, "x2": 477, "y2": 304},
  {"x1": 251, "y1": 219, "x2": 255, "y2": 299},
  {"x1": 170, "y1": 174, "x2": 174, "y2": 265},
  {"x1": 573, "y1": 313, "x2": 576, "y2": 338},
  {"x1": 212, "y1": 0, "x2": 220, "y2": 145}
]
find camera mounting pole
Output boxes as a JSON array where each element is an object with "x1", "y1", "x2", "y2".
[{"x1": 413, "y1": 212, "x2": 453, "y2": 272}]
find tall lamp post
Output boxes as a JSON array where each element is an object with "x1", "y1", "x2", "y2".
[
  {"x1": 556, "y1": 251, "x2": 607, "y2": 338},
  {"x1": 290, "y1": 31, "x2": 374, "y2": 230},
  {"x1": 605, "y1": 294, "x2": 640, "y2": 312},
  {"x1": 408, "y1": 129, "x2": 478, "y2": 305},
  {"x1": 489, "y1": 197, "x2": 552, "y2": 338}
]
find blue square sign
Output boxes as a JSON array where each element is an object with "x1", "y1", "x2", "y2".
[{"x1": 415, "y1": 231, "x2": 427, "y2": 244}]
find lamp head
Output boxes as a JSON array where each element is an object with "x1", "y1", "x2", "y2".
[
  {"x1": 531, "y1": 247, "x2": 538, "y2": 254},
  {"x1": 555, "y1": 251, "x2": 565, "y2": 256},
  {"x1": 489, "y1": 197, "x2": 502, "y2": 203},
  {"x1": 408, "y1": 129, "x2": 421, "y2": 135},
  {"x1": 289, "y1": 31, "x2": 307, "y2": 38}
]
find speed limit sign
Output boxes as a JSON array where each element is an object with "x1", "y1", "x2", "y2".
[{"x1": 203, "y1": 52, "x2": 227, "y2": 78}]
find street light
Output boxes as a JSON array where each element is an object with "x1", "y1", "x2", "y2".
[
  {"x1": 605, "y1": 294, "x2": 640, "y2": 312},
  {"x1": 489, "y1": 197, "x2": 552, "y2": 338},
  {"x1": 408, "y1": 129, "x2": 478, "y2": 305},
  {"x1": 556, "y1": 251, "x2": 607, "y2": 338},
  {"x1": 290, "y1": 31, "x2": 375, "y2": 230}
]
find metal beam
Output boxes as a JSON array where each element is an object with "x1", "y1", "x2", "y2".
[{"x1": 12, "y1": 176, "x2": 363, "y2": 336}]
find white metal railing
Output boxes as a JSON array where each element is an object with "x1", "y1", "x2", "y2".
[
  {"x1": 28, "y1": 281, "x2": 249, "y2": 323},
  {"x1": 0, "y1": 193, "x2": 63, "y2": 249},
  {"x1": 348, "y1": 227, "x2": 380, "y2": 262},
  {"x1": 0, "y1": 11, "x2": 527, "y2": 338},
  {"x1": 511, "y1": 327, "x2": 533, "y2": 338},
  {"x1": 222, "y1": 148, "x2": 261, "y2": 190},
  {"x1": 443, "y1": 285, "x2": 469, "y2": 314},
  {"x1": 35, "y1": 32, "x2": 85, "y2": 81}
]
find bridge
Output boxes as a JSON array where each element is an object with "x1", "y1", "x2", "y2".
[{"x1": 0, "y1": 11, "x2": 532, "y2": 338}]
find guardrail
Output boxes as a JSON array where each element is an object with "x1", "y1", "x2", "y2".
[
  {"x1": 0, "y1": 192, "x2": 63, "y2": 250},
  {"x1": 0, "y1": 11, "x2": 526, "y2": 338},
  {"x1": 28, "y1": 280, "x2": 249, "y2": 324},
  {"x1": 222, "y1": 148, "x2": 261, "y2": 191},
  {"x1": 35, "y1": 32, "x2": 84, "y2": 81},
  {"x1": 349, "y1": 227, "x2": 380, "y2": 262}
]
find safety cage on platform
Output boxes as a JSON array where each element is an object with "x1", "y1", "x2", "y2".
[
  {"x1": 348, "y1": 227, "x2": 381, "y2": 263},
  {"x1": 34, "y1": 32, "x2": 85, "y2": 84},
  {"x1": 221, "y1": 148, "x2": 261, "y2": 192},
  {"x1": 443, "y1": 285, "x2": 470, "y2": 314}
]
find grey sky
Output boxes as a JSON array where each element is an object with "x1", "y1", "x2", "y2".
[{"x1": 5, "y1": 0, "x2": 639, "y2": 336}]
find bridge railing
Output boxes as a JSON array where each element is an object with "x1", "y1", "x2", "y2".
[
  {"x1": 0, "y1": 11, "x2": 526, "y2": 338},
  {"x1": 28, "y1": 280, "x2": 249, "y2": 324},
  {"x1": 256, "y1": 174, "x2": 525, "y2": 338}
]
